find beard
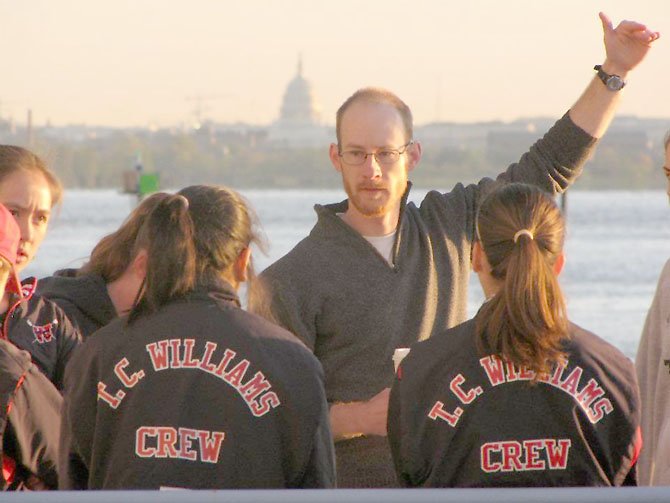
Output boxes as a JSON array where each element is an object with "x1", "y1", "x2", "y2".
[{"x1": 342, "y1": 175, "x2": 405, "y2": 218}]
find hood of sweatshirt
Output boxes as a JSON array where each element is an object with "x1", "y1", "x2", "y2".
[{"x1": 37, "y1": 269, "x2": 116, "y2": 329}]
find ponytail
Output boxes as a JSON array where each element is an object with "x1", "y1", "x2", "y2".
[
  {"x1": 81, "y1": 192, "x2": 170, "y2": 281},
  {"x1": 127, "y1": 185, "x2": 265, "y2": 323},
  {"x1": 475, "y1": 184, "x2": 568, "y2": 376},
  {"x1": 128, "y1": 195, "x2": 196, "y2": 323}
]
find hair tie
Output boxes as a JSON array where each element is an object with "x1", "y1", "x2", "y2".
[
  {"x1": 175, "y1": 194, "x2": 189, "y2": 210},
  {"x1": 513, "y1": 229, "x2": 534, "y2": 243}
]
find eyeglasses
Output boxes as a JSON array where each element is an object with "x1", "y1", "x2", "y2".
[{"x1": 338, "y1": 142, "x2": 413, "y2": 166}]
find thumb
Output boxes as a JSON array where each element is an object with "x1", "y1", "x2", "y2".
[{"x1": 599, "y1": 11, "x2": 613, "y2": 34}]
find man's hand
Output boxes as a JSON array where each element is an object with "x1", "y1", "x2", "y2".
[
  {"x1": 599, "y1": 11, "x2": 660, "y2": 78},
  {"x1": 330, "y1": 388, "x2": 391, "y2": 441}
]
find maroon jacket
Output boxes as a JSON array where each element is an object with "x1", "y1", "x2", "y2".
[
  {"x1": 0, "y1": 338, "x2": 61, "y2": 490},
  {"x1": 388, "y1": 314, "x2": 641, "y2": 487},
  {"x1": 3, "y1": 279, "x2": 82, "y2": 390},
  {"x1": 60, "y1": 280, "x2": 335, "y2": 489}
]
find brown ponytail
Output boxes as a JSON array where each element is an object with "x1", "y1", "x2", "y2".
[
  {"x1": 80, "y1": 192, "x2": 171, "y2": 281},
  {"x1": 128, "y1": 185, "x2": 266, "y2": 323},
  {"x1": 475, "y1": 183, "x2": 568, "y2": 376},
  {"x1": 128, "y1": 195, "x2": 196, "y2": 322}
]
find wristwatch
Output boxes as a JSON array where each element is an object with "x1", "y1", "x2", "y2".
[{"x1": 594, "y1": 65, "x2": 626, "y2": 91}]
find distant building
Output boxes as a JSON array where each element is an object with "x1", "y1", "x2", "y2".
[{"x1": 267, "y1": 56, "x2": 332, "y2": 148}]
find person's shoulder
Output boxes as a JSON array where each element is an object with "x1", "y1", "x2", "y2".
[
  {"x1": 67, "y1": 316, "x2": 128, "y2": 375},
  {"x1": 36, "y1": 270, "x2": 77, "y2": 297},
  {"x1": 402, "y1": 319, "x2": 477, "y2": 376},
  {"x1": 88, "y1": 314, "x2": 127, "y2": 340},
  {"x1": 569, "y1": 322, "x2": 628, "y2": 357},
  {"x1": 37, "y1": 271, "x2": 104, "y2": 301},
  {"x1": 229, "y1": 307, "x2": 316, "y2": 357},
  {"x1": 655, "y1": 258, "x2": 670, "y2": 286},
  {"x1": 567, "y1": 322, "x2": 635, "y2": 380},
  {"x1": 210, "y1": 306, "x2": 323, "y2": 382},
  {"x1": 17, "y1": 287, "x2": 72, "y2": 322},
  {"x1": 0, "y1": 339, "x2": 32, "y2": 377},
  {"x1": 414, "y1": 183, "x2": 488, "y2": 222},
  {"x1": 260, "y1": 229, "x2": 341, "y2": 286}
]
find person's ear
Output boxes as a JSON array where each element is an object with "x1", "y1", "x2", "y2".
[
  {"x1": 472, "y1": 241, "x2": 484, "y2": 273},
  {"x1": 233, "y1": 247, "x2": 252, "y2": 283},
  {"x1": 131, "y1": 249, "x2": 148, "y2": 279},
  {"x1": 406, "y1": 141, "x2": 422, "y2": 172},
  {"x1": 329, "y1": 143, "x2": 343, "y2": 173},
  {"x1": 553, "y1": 252, "x2": 565, "y2": 276}
]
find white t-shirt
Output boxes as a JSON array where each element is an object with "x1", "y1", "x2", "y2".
[
  {"x1": 337, "y1": 213, "x2": 396, "y2": 265},
  {"x1": 363, "y1": 232, "x2": 396, "y2": 266}
]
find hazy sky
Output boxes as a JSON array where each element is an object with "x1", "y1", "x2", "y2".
[{"x1": 2, "y1": 0, "x2": 668, "y2": 128}]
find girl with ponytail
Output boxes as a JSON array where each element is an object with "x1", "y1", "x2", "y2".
[
  {"x1": 60, "y1": 185, "x2": 335, "y2": 489},
  {"x1": 388, "y1": 183, "x2": 641, "y2": 487}
]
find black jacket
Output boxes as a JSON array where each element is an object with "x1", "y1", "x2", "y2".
[
  {"x1": 388, "y1": 314, "x2": 641, "y2": 487},
  {"x1": 37, "y1": 269, "x2": 116, "y2": 339},
  {"x1": 3, "y1": 279, "x2": 82, "y2": 390},
  {"x1": 1, "y1": 339, "x2": 61, "y2": 490},
  {"x1": 59, "y1": 280, "x2": 336, "y2": 489}
]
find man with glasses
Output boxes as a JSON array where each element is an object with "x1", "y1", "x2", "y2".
[{"x1": 255, "y1": 13, "x2": 659, "y2": 487}]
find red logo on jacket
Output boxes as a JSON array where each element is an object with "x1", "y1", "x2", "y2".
[{"x1": 27, "y1": 319, "x2": 58, "y2": 344}]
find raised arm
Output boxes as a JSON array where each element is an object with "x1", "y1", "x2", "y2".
[{"x1": 569, "y1": 12, "x2": 660, "y2": 138}]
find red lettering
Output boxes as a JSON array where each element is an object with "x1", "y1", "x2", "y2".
[
  {"x1": 427, "y1": 400, "x2": 463, "y2": 427},
  {"x1": 587, "y1": 398, "x2": 614, "y2": 424},
  {"x1": 576, "y1": 379, "x2": 605, "y2": 409},
  {"x1": 523, "y1": 439, "x2": 546, "y2": 470},
  {"x1": 156, "y1": 427, "x2": 178, "y2": 458},
  {"x1": 198, "y1": 431, "x2": 226, "y2": 463},
  {"x1": 249, "y1": 391, "x2": 281, "y2": 417},
  {"x1": 549, "y1": 362, "x2": 566, "y2": 386},
  {"x1": 97, "y1": 381, "x2": 126, "y2": 409},
  {"x1": 505, "y1": 361, "x2": 520, "y2": 382},
  {"x1": 198, "y1": 342, "x2": 218, "y2": 373},
  {"x1": 479, "y1": 356, "x2": 505, "y2": 386},
  {"x1": 134, "y1": 426, "x2": 226, "y2": 463},
  {"x1": 224, "y1": 360, "x2": 250, "y2": 387},
  {"x1": 559, "y1": 367, "x2": 583, "y2": 395},
  {"x1": 480, "y1": 438, "x2": 571, "y2": 473},
  {"x1": 501, "y1": 441, "x2": 523, "y2": 472},
  {"x1": 146, "y1": 341, "x2": 170, "y2": 371},
  {"x1": 239, "y1": 371, "x2": 272, "y2": 403},
  {"x1": 518, "y1": 366, "x2": 535, "y2": 380},
  {"x1": 136, "y1": 427, "x2": 157, "y2": 458},
  {"x1": 177, "y1": 428, "x2": 198, "y2": 461},
  {"x1": 215, "y1": 349, "x2": 237, "y2": 376},
  {"x1": 169, "y1": 339, "x2": 182, "y2": 368},
  {"x1": 544, "y1": 439, "x2": 571, "y2": 469},
  {"x1": 449, "y1": 374, "x2": 482, "y2": 405},
  {"x1": 481, "y1": 442, "x2": 502, "y2": 473},
  {"x1": 181, "y1": 339, "x2": 200, "y2": 368},
  {"x1": 535, "y1": 371, "x2": 551, "y2": 383},
  {"x1": 114, "y1": 358, "x2": 145, "y2": 388}
]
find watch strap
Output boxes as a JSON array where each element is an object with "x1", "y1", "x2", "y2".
[{"x1": 593, "y1": 65, "x2": 626, "y2": 91}]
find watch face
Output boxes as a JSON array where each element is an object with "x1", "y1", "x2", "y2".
[{"x1": 606, "y1": 76, "x2": 625, "y2": 91}]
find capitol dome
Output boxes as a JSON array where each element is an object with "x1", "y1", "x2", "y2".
[{"x1": 277, "y1": 57, "x2": 321, "y2": 126}]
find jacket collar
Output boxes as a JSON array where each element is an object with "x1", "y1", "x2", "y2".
[
  {"x1": 188, "y1": 277, "x2": 241, "y2": 308},
  {"x1": 311, "y1": 182, "x2": 413, "y2": 269}
]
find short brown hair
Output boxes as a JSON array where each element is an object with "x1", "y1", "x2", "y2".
[
  {"x1": 475, "y1": 183, "x2": 569, "y2": 377},
  {"x1": 335, "y1": 87, "x2": 413, "y2": 146},
  {"x1": 0, "y1": 145, "x2": 62, "y2": 206}
]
